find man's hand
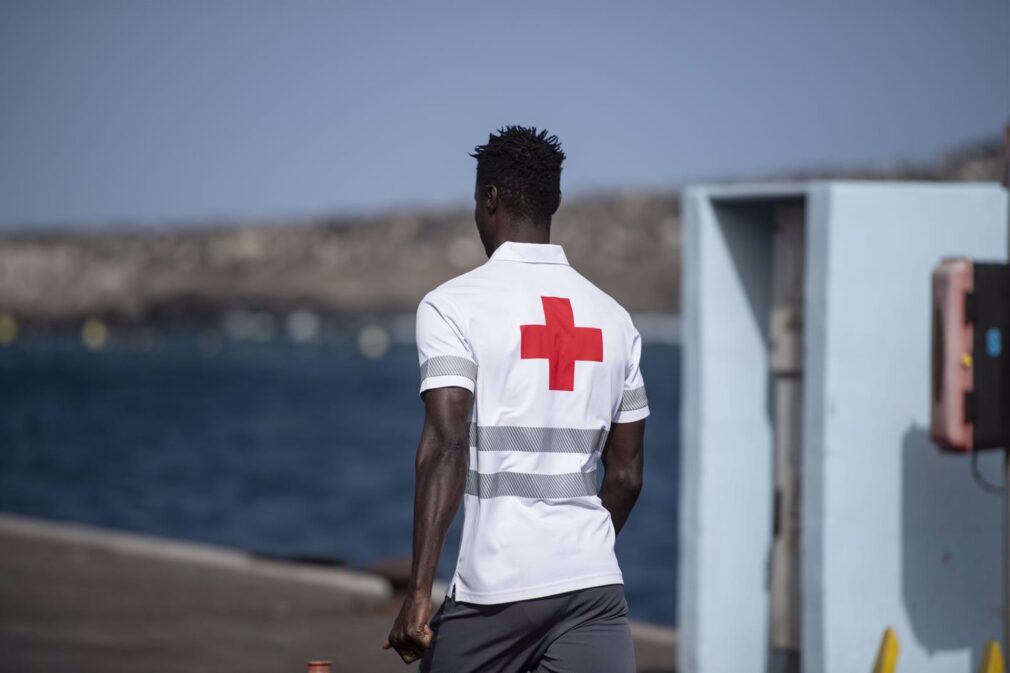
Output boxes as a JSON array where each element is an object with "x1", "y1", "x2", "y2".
[{"x1": 382, "y1": 591, "x2": 434, "y2": 664}]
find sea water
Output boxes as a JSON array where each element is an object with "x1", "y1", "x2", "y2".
[{"x1": 0, "y1": 331, "x2": 679, "y2": 625}]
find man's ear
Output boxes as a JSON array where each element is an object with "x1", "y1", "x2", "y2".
[{"x1": 485, "y1": 185, "x2": 499, "y2": 214}]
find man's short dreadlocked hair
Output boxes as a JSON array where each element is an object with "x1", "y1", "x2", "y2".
[{"x1": 471, "y1": 126, "x2": 566, "y2": 222}]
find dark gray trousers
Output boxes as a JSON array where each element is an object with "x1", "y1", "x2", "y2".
[{"x1": 419, "y1": 583, "x2": 636, "y2": 673}]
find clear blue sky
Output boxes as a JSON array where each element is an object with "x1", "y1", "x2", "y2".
[{"x1": 0, "y1": 1, "x2": 1007, "y2": 229}]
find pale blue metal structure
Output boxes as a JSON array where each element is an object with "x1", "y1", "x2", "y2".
[{"x1": 679, "y1": 181, "x2": 1008, "y2": 673}]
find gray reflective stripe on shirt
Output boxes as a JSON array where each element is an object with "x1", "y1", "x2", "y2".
[
  {"x1": 465, "y1": 469, "x2": 598, "y2": 499},
  {"x1": 619, "y1": 386, "x2": 648, "y2": 412},
  {"x1": 468, "y1": 424, "x2": 608, "y2": 454},
  {"x1": 419, "y1": 355, "x2": 477, "y2": 383}
]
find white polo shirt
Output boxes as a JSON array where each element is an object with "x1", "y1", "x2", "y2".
[{"x1": 415, "y1": 240, "x2": 650, "y2": 604}]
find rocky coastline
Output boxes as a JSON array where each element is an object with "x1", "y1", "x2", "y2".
[{"x1": 0, "y1": 141, "x2": 1001, "y2": 332}]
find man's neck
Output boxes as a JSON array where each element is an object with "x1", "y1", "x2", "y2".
[{"x1": 490, "y1": 220, "x2": 551, "y2": 251}]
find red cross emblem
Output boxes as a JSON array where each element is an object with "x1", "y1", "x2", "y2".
[{"x1": 520, "y1": 296, "x2": 603, "y2": 391}]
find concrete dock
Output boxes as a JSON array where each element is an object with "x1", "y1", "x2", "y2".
[{"x1": 0, "y1": 513, "x2": 676, "y2": 672}]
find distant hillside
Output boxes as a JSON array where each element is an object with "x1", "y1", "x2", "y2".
[{"x1": 0, "y1": 141, "x2": 1003, "y2": 328}]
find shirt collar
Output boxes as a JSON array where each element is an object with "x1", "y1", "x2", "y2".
[{"x1": 488, "y1": 241, "x2": 570, "y2": 265}]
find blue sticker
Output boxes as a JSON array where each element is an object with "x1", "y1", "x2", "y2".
[{"x1": 986, "y1": 327, "x2": 1002, "y2": 358}]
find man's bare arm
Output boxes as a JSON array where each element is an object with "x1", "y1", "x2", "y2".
[
  {"x1": 407, "y1": 386, "x2": 472, "y2": 596},
  {"x1": 383, "y1": 386, "x2": 473, "y2": 664},
  {"x1": 598, "y1": 419, "x2": 645, "y2": 535}
]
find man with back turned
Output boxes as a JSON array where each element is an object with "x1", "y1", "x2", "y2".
[{"x1": 383, "y1": 126, "x2": 649, "y2": 673}]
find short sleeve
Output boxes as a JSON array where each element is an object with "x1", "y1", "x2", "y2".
[
  {"x1": 416, "y1": 291, "x2": 477, "y2": 397},
  {"x1": 613, "y1": 323, "x2": 650, "y2": 423}
]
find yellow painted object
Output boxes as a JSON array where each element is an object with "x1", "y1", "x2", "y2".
[
  {"x1": 82, "y1": 318, "x2": 109, "y2": 351},
  {"x1": 872, "y1": 628, "x2": 900, "y2": 673},
  {"x1": 0, "y1": 313, "x2": 16, "y2": 345},
  {"x1": 978, "y1": 641, "x2": 1005, "y2": 673}
]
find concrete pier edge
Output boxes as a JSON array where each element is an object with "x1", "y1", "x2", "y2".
[
  {"x1": 0, "y1": 511, "x2": 676, "y2": 669},
  {"x1": 0, "y1": 512, "x2": 392, "y2": 603}
]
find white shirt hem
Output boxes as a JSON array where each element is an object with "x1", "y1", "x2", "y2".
[
  {"x1": 449, "y1": 571, "x2": 625, "y2": 605},
  {"x1": 419, "y1": 375, "x2": 476, "y2": 397},
  {"x1": 613, "y1": 406, "x2": 650, "y2": 424}
]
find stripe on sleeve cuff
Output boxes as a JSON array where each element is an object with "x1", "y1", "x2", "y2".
[
  {"x1": 613, "y1": 405, "x2": 650, "y2": 424},
  {"x1": 418, "y1": 356, "x2": 477, "y2": 397}
]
